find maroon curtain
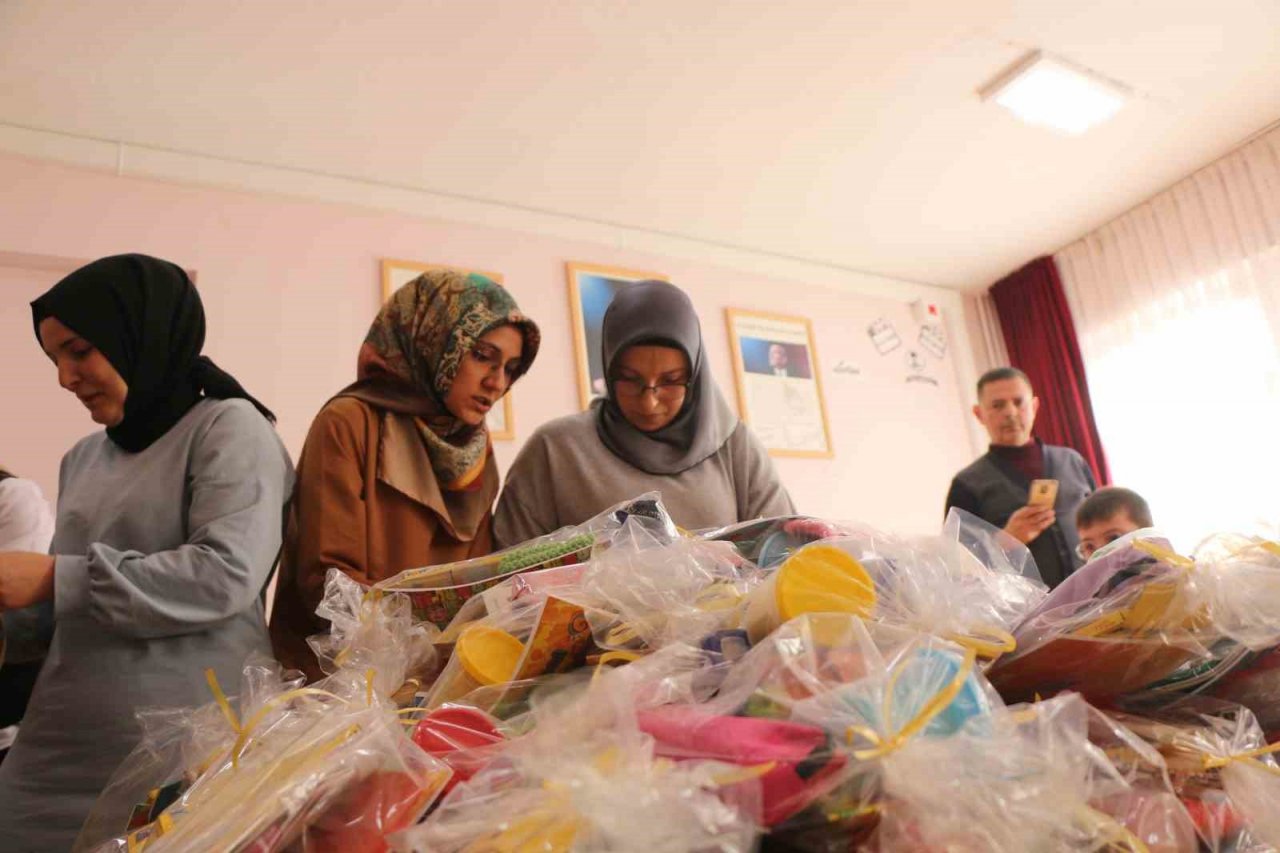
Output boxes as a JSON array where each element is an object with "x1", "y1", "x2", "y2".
[{"x1": 990, "y1": 256, "x2": 1110, "y2": 485}]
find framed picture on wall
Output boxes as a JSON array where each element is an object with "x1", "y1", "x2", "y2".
[
  {"x1": 380, "y1": 258, "x2": 516, "y2": 441},
  {"x1": 725, "y1": 308, "x2": 833, "y2": 458},
  {"x1": 566, "y1": 261, "x2": 668, "y2": 410}
]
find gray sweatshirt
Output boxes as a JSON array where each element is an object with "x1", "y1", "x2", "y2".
[
  {"x1": 493, "y1": 411, "x2": 794, "y2": 547},
  {"x1": 0, "y1": 399, "x2": 294, "y2": 853}
]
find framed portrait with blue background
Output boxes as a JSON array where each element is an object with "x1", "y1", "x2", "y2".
[
  {"x1": 565, "y1": 262, "x2": 668, "y2": 410},
  {"x1": 726, "y1": 308, "x2": 833, "y2": 457},
  {"x1": 738, "y1": 337, "x2": 814, "y2": 379}
]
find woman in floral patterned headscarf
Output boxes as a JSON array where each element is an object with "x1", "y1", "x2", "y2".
[{"x1": 270, "y1": 270, "x2": 540, "y2": 679}]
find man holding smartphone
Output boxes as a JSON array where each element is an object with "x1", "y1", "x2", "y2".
[{"x1": 945, "y1": 367, "x2": 1098, "y2": 588}]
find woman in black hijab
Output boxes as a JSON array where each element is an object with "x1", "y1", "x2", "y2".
[
  {"x1": 0, "y1": 254, "x2": 294, "y2": 852},
  {"x1": 30, "y1": 253, "x2": 277, "y2": 447},
  {"x1": 494, "y1": 279, "x2": 793, "y2": 545}
]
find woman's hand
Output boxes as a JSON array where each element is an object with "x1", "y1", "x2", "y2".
[{"x1": 0, "y1": 552, "x2": 56, "y2": 610}]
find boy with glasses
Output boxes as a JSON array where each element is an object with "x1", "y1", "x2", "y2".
[{"x1": 1075, "y1": 486, "x2": 1154, "y2": 562}]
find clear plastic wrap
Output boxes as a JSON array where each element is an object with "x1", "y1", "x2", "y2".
[
  {"x1": 1184, "y1": 535, "x2": 1280, "y2": 651},
  {"x1": 579, "y1": 517, "x2": 762, "y2": 653},
  {"x1": 676, "y1": 614, "x2": 1003, "y2": 849},
  {"x1": 372, "y1": 493, "x2": 676, "y2": 629},
  {"x1": 1015, "y1": 531, "x2": 1187, "y2": 642},
  {"x1": 635, "y1": 705, "x2": 847, "y2": 827},
  {"x1": 699, "y1": 515, "x2": 851, "y2": 567},
  {"x1": 1084, "y1": 703, "x2": 1202, "y2": 853},
  {"x1": 420, "y1": 587, "x2": 601, "y2": 718},
  {"x1": 798, "y1": 512, "x2": 1046, "y2": 661},
  {"x1": 701, "y1": 613, "x2": 889, "y2": 720},
  {"x1": 87, "y1": 565, "x2": 461, "y2": 853},
  {"x1": 416, "y1": 515, "x2": 764, "y2": 721},
  {"x1": 1103, "y1": 697, "x2": 1280, "y2": 852},
  {"x1": 311, "y1": 570, "x2": 439, "y2": 700},
  {"x1": 990, "y1": 536, "x2": 1214, "y2": 703},
  {"x1": 393, "y1": 670, "x2": 762, "y2": 853},
  {"x1": 395, "y1": 747, "x2": 760, "y2": 852},
  {"x1": 1167, "y1": 536, "x2": 1280, "y2": 739},
  {"x1": 943, "y1": 506, "x2": 1043, "y2": 582},
  {"x1": 74, "y1": 656, "x2": 304, "y2": 852},
  {"x1": 407, "y1": 705, "x2": 506, "y2": 796},
  {"x1": 873, "y1": 693, "x2": 1197, "y2": 852},
  {"x1": 99, "y1": 695, "x2": 452, "y2": 853}
]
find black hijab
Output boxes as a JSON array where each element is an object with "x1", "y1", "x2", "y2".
[
  {"x1": 32, "y1": 254, "x2": 275, "y2": 453},
  {"x1": 594, "y1": 280, "x2": 737, "y2": 475}
]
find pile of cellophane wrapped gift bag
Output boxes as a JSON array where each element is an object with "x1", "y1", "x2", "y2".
[{"x1": 75, "y1": 494, "x2": 1280, "y2": 852}]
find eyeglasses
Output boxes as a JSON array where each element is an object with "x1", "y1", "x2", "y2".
[
  {"x1": 1076, "y1": 533, "x2": 1123, "y2": 561},
  {"x1": 612, "y1": 377, "x2": 690, "y2": 401}
]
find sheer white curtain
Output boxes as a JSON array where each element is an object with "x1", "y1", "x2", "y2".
[
  {"x1": 1056, "y1": 124, "x2": 1280, "y2": 550},
  {"x1": 963, "y1": 291, "x2": 1011, "y2": 375}
]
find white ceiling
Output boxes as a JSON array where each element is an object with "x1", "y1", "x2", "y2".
[{"x1": 2, "y1": 0, "x2": 1278, "y2": 289}]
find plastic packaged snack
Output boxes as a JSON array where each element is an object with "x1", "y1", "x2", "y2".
[
  {"x1": 422, "y1": 601, "x2": 544, "y2": 711},
  {"x1": 89, "y1": 568, "x2": 460, "y2": 853},
  {"x1": 797, "y1": 512, "x2": 1046, "y2": 661},
  {"x1": 373, "y1": 494, "x2": 677, "y2": 628},
  {"x1": 742, "y1": 543, "x2": 876, "y2": 644},
  {"x1": 1101, "y1": 697, "x2": 1280, "y2": 852},
  {"x1": 1174, "y1": 536, "x2": 1280, "y2": 733},
  {"x1": 874, "y1": 693, "x2": 1196, "y2": 852},
  {"x1": 579, "y1": 518, "x2": 763, "y2": 652},
  {"x1": 408, "y1": 705, "x2": 506, "y2": 796},
  {"x1": 74, "y1": 656, "x2": 304, "y2": 852},
  {"x1": 701, "y1": 613, "x2": 888, "y2": 721},
  {"x1": 310, "y1": 570, "x2": 439, "y2": 700},
  {"x1": 990, "y1": 537, "x2": 1213, "y2": 703},
  {"x1": 692, "y1": 614, "x2": 1007, "y2": 850},
  {"x1": 420, "y1": 576, "x2": 605, "y2": 710},
  {"x1": 393, "y1": 671, "x2": 762, "y2": 853},
  {"x1": 98, "y1": 693, "x2": 452, "y2": 852}
]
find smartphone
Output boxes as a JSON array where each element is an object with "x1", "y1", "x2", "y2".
[{"x1": 1028, "y1": 479, "x2": 1059, "y2": 507}]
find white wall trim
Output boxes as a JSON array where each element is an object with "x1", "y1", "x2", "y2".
[
  {"x1": 0, "y1": 120, "x2": 986, "y2": 456},
  {"x1": 0, "y1": 122, "x2": 965, "y2": 300}
]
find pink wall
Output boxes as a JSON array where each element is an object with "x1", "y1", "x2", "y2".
[{"x1": 0, "y1": 152, "x2": 976, "y2": 534}]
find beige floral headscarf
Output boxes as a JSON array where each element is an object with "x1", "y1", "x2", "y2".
[{"x1": 348, "y1": 270, "x2": 540, "y2": 491}]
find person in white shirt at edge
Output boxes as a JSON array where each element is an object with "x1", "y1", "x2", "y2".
[{"x1": 0, "y1": 466, "x2": 55, "y2": 763}]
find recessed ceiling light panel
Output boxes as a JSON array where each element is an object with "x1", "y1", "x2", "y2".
[{"x1": 980, "y1": 51, "x2": 1129, "y2": 135}]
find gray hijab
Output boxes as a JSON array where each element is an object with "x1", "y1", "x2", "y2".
[{"x1": 594, "y1": 280, "x2": 738, "y2": 475}]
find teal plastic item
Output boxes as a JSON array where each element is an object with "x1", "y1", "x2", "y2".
[
  {"x1": 832, "y1": 646, "x2": 992, "y2": 744},
  {"x1": 890, "y1": 647, "x2": 991, "y2": 737}
]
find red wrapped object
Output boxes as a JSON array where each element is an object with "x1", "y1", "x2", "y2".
[{"x1": 411, "y1": 706, "x2": 505, "y2": 795}]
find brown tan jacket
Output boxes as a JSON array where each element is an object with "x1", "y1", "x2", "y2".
[{"x1": 269, "y1": 397, "x2": 496, "y2": 680}]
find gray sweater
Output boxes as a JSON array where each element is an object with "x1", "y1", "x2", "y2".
[
  {"x1": 945, "y1": 443, "x2": 1096, "y2": 588},
  {"x1": 493, "y1": 411, "x2": 794, "y2": 547},
  {"x1": 0, "y1": 399, "x2": 294, "y2": 853}
]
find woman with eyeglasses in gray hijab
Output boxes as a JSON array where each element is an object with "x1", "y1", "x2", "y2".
[{"x1": 494, "y1": 280, "x2": 792, "y2": 545}]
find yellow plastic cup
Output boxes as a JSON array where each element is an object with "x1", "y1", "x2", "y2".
[
  {"x1": 428, "y1": 624, "x2": 524, "y2": 708},
  {"x1": 744, "y1": 544, "x2": 878, "y2": 643}
]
